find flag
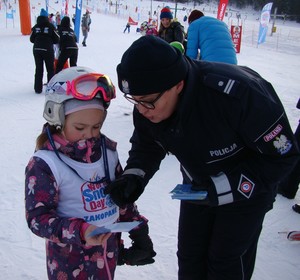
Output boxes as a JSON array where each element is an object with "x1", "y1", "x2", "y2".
[
  {"x1": 65, "y1": 0, "x2": 69, "y2": 16},
  {"x1": 74, "y1": 0, "x2": 83, "y2": 42},
  {"x1": 128, "y1": 17, "x2": 138, "y2": 25},
  {"x1": 6, "y1": 12, "x2": 13, "y2": 19},
  {"x1": 257, "y1": 2, "x2": 273, "y2": 45},
  {"x1": 217, "y1": 0, "x2": 228, "y2": 21}
]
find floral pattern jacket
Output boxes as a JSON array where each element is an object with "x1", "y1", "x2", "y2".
[{"x1": 25, "y1": 131, "x2": 148, "y2": 279}]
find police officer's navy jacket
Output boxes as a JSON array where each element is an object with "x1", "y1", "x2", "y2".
[
  {"x1": 124, "y1": 58, "x2": 299, "y2": 206},
  {"x1": 30, "y1": 16, "x2": 59, "y2": 51}
]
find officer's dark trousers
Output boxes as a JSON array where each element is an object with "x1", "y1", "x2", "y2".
[
  {"x1": 55, "y1": 49, "x2": 78, "y2": 74},
  {"x1": 177, "y1": 196, "x2": 273, "y2": 280},
  {"x1": 33, "y1": 49, "x2": 54, "y2": 93}
]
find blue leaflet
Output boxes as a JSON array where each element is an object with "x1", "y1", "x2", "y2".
[
  {"x1": 170, "y1": 184, "x2": 208, "y2": 200},
  {"x1": 88, "y1": 221, "x2": 142, "y2": 236}
]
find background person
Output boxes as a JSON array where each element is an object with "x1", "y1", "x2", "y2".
[
  {"x1": 123, "y1": 22, "x2": 131, "y2": 33},
  {"x1": 55, "y1": 16, "x2": 78, "y2": 74},
  {"x1": 158, "y1": 6, "x2": 185, "y2": 44},
  {"x1": 81, "y1": 10, "x2": 92, "y2": 47},
  {"x1": 186, "y1": 10, "x2": 237, "y2": 64},
  {"x1": 105, "y1": 36, "x2": 299, "y2": 280},
  {"x1": 25, "y1": 66, "x2": 156, "y2": 279},
  {"x1": 30, "y1": 8, "x2": 59, "y2": 94}
]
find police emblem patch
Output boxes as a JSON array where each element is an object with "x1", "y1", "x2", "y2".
[
  {"x1": 273, "y1": 134, "x2": 292, "y2": 155},
  {"x1": 121, "y1": 80, "x2": 130, "y2": 94},
  {"x1": 237, "y1": 174, "x2": 255, "y2": 199}
]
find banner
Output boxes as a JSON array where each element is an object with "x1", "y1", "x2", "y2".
[
  {"x1": 217, "y1": 0, "x2": 228, "y2": 21},
  {"x1": 65, "y1": 0, "x2": 69, "y2": 16},
  {"x1": 74, "y1": 0, "x2": 83, "y2": 42},
  {"x1": 257, "y1": 2, "x2": 273, "y2": 45},
  {"x1": 231, "y1": 25, "x2": 242, "y2": 53}
]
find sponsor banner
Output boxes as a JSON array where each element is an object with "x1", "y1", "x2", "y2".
[
  {"x1": 257, "y1": 2, "x2": 273, "y2": 45},
  {"x1": 231, "y1": 25, "x2": 242, "y2": 53},
  {"x1": 74, "y1": 0, "x2": 83, "y2": 42},
  {"x1": 217, "y1": 0, "x2": 229, "y2": 21}
]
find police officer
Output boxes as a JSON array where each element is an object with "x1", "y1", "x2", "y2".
[
  {"x1": 30, "y1": 9, "x2": 59, "y2": 94},
  {"x1": 105, "y1": 36, "x2": 299, "y2": 280}
]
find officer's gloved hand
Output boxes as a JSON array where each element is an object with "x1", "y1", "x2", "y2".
[
  {"x1": 104, "y1": 174, "x2": 145, "y2": 208},
  {"x1": 189, "y1": 178, "x2": 215, "y2": 205},
  {"x1": 118, "y1": 225, "x2": 156, "y2": 266}
]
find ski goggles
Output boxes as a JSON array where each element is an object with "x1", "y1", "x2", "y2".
[{"x1": 66, "y1": 73, "x2": 116, "y2": 103}]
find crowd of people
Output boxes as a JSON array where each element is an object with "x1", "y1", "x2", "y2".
[{"x1": 27, "y1": 5, "x2": 300, "y2": 280}]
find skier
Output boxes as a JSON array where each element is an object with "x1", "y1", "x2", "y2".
[
  {"x1": 123, "y1": 22, "x2": 131, "y2": 33},
  {"x1": 25, "y1": 66, "x2": 156, "y2": 279},
  {"x1": 81, "y1": 10, "x2": 91, "y2": 47}
]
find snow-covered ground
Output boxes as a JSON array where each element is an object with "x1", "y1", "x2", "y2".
[{"x1": 0, "y1": 0, "x2": 299, "y2": 279}]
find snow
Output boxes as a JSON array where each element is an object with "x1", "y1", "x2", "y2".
[{"x1": 0, "y1": 1, "x2": 299, "y2": 279}]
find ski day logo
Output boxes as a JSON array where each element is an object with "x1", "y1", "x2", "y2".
[{"x1": 81, "y1": 181, "x2": 113, "y2": 212}]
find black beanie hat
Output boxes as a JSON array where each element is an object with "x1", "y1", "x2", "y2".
[{"x1": 117, "y1": 36, "x2": 188, "y2": 96}]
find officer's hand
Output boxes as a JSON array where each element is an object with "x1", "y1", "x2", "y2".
[{"x1": 104, "y1": 175, "x2": 145, "y2": 207}]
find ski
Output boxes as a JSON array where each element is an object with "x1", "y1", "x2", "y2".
[{"x1": 278, "y1": 231, "x2": 300, "y2": 241}]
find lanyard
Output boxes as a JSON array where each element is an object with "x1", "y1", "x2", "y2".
[{"x1": 46, "y1": 126, "x2": 110, "y2": 184}]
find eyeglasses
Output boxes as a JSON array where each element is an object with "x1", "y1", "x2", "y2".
[
  {"x1": 66, "y1": 73, "x2": 116, "y2": 103},
  {"x1": 124, "y1": 91, "x2": 167, "y2": 110}
]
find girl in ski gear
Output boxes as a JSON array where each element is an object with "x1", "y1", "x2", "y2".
[{"x1": 25, "y1": 67, "x2": 155, "y2": 279}]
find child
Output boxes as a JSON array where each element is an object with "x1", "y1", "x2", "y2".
[{"x1": 25, "y1": 66, "x2": 156, "y2": 279}]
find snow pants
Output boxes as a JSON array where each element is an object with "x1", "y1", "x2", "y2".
[
  {"x1": 55, "y1": 48, "x2": 78, "y2": 74},
  {"x1": 177, "y1": 195, "x2": 273, "y2": 280},
  {"x1": 33, "y1": 48, "x2": 55, "y2": 93}
]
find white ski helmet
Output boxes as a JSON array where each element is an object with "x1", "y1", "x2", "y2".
[{"x1": 43, "y1": 66, "x2": 115, "y2": 128}]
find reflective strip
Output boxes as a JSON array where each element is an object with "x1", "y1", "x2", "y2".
[
  {"x1": 218, "y1": 193, "x2": 234, "y2": 205},
  {"x1": 210, "y1": 172, "x2": 234, "y2": 205},
  {"x1": 123, "y1": 168, "x2": 145, "y2": 178},
  {"x1": 224, "y1": 79, "x2": 235, "y2": 94}
]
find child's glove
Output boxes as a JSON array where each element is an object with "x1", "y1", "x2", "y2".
[{"x1": 118, "y1": 223, "x2": 156, "y2": 266}]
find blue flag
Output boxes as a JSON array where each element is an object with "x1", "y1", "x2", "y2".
[
  {"x1": 258, "y1": 2, "x2": 273, "y2": 45},
  {"x1": 74, "y1": 0, "x2": 83, "y2": 43},
  {"x1": 6, "y1": 12, "x2": 13, "y2": 19}
]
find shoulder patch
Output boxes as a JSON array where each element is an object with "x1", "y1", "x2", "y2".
[{"x1": 203, "y1": 73, "x2": 240, "y2": 96}]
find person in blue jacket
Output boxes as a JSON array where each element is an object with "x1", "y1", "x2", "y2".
[
  {"x1": 186, "y1": 10, "x2": 237, "y2": 64},
  {"x1": 105, "y1": 36, "x2": 299, "y2": 280}
]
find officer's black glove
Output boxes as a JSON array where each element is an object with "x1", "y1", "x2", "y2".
[
  {"x1": 118, "y1": 242, "x2": 156, "y2": 266},
  {"x1": 104, "y1": 174, "x2": 145, "y2": 208},
  {"x1": 118, "y1": 224, "x2": 156, "y2": 266},
  {"x1": 189, "y1": 178, "x2": 216, "y2": 206}
]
